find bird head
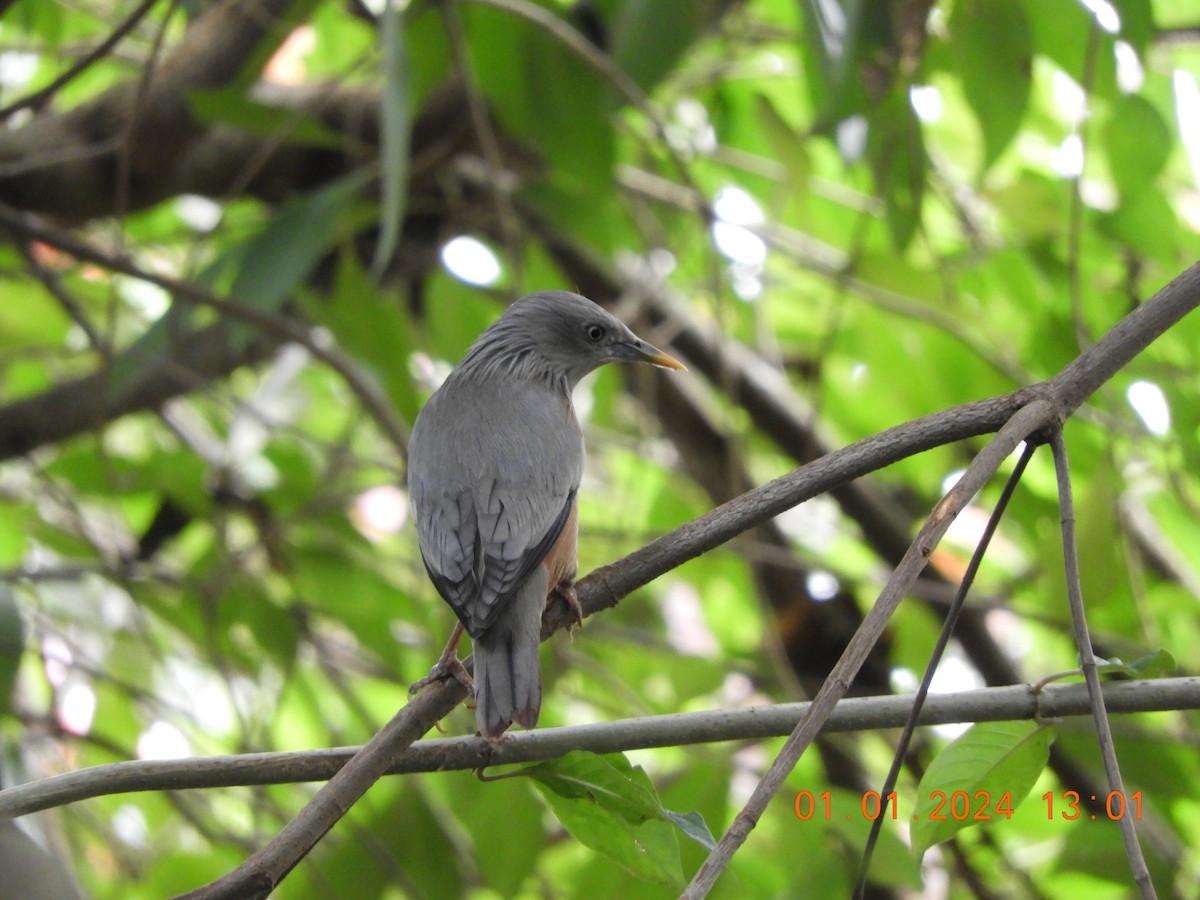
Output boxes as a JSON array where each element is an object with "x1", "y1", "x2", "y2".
[{"x1": 462, "y1": 291, "x2": 685, "y2": 387}]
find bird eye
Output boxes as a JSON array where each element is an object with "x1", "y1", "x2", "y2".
[{"x1": 584, "y1": 324, "x2": 605, "y2": 343}]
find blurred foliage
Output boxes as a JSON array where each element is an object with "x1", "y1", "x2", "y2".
[{"x1": 0, "y1": 0, "x2": 1198, "y2": 897}]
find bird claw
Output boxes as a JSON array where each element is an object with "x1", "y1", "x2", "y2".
[
  {"x1": 552, "y1": 579, "x2": 583, "y2": 631},
  {"x1": 408, "y1": 655, "x2": 473, "y2": 697},
  {"x1": 409, "y1": 633, "x2": 474, "y2": 698}
]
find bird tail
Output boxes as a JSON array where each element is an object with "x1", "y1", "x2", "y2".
[{"x1": 473, "y1": 570, "x2": 546, "y2": 738}]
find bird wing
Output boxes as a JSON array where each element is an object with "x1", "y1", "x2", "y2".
[{"x1": 409, "y1": 380, "x2": 582, "y2": 637}]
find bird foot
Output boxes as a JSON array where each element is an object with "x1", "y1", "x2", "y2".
[
  {"x1": 408, "y1": 655, "x2": 473, "y2": 697},
  {"x1": 409, "y1": 622, "x2": 473, "y2": 697},
  {"x1": 552, "y1": 578, "x2": 583, "y2": 631}
]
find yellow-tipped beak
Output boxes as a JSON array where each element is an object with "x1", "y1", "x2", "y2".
[
  {"x1": 622, "y1": 337, "x2": 685, "y2": 371},
  {"x1": 643, "y1": 348, "x2": 686, "y2": 371}
]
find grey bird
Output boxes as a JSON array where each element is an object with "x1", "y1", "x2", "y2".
[{"x1": 407, "y1": 290, "x2": 684, "y2": 738}]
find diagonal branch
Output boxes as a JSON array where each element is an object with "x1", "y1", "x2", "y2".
[{"x1": 854, "y1": 442, "x2": 1035, "y2": 897}]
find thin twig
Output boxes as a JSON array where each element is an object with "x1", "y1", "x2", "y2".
[
  {"x1": 17, "y1": 241, "x2": 112, "y2": 356},
  {"x1": 854, "y1": 442, "x2": 1035, "y2": 897},
  {"x1": 1050, "y1": 430, "x2": 1155, "y2": 897},
  {"x1": 0, "y1": 0, "x2": 163, "y2": 123}
]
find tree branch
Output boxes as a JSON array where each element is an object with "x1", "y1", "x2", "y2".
[{"x1": 2, "y1": 677, "x2": 1196, "y2": 819}]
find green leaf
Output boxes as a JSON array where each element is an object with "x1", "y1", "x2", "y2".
[
  {"x1": 526, "y1": 750, "x2": 663, "y2": 823},
  {"x1": 867, "y1": 91, "x2": 926, "y2": 250},
  {"x1": 1096, "y1": 648, "x2": 1175, "y2": 680},
  {"x1": 563, "y1": 813, "x2": 684, "y2": 889},
  {"x1": 371, "y1": 0, "x2": 411, "y2": 276},
  {"x1": 320, "y1": 783, "x2": 465, "y2": 900},
  {"x1": 537, "y1": 782, "x2": 684, "y2": 887},
  {"x1": 527, "y1": 751, "x2": 715, "y2": 849},
  {"x1": 1099, "y1": 187, "x2": 1180, "y2": 264},
  {"x1": 0, "y1": 288, "x2": 70, "y2": 350},
  {"x1": 612, "y1": 0, "x2": 705, "y2": 93},
  {"x1": 225, "y1": 172, "x2": 367, "y2": 316},
  {"x1": 911, "y1": 721, "x2": 1056, "y2": 857},
  {"x1": 463, "y1": 2, "x2": 618, "y2": 251},
  {"x1": 105, "y1": 172, "x2": 366, "y2": 403},
  {"x1": 663, "y1": 809, "x2": 717, "y2": 851},
  {"x1": 1054, "y1": 815, "x2": 1175, "y2": 887},
  {"x1": 1073, "y1": 451, "x2": 1121, "y2": 612},
  {"x1": 446, "y1": 772, "x2": 543, "y2": 895},
  {"x1": 984, "y1": 169, "x2": 1066, "y2": 240},
  {"x1": 302, "y1": 250, "x2": 418, "y2": 422},
  {"x1": 1109, "y1": 0, "x2": 1154, "y2": 53},
  {"x1": 950, "y1": 0, "x2": 1032, "y2": 171},
  {"x1": 526, "y1": 751, "x2": 688, "y2": 887},
  {"x1": 1105, "y1": 94, "x2": 1171, "y2": 196},
  {"x1": 1027, "y1": 0, "x2": 1117, "y2": 97},
  {"x1": 799, "y1": 0, "x2": 891, "y2": 125},
  {"x1": 754, "y1": 93, "x2": 812, "y2": 196},
  {"x1": 467, "y1": 4, "x2": 613, "y2": 186},
  {"x1": 402, "y1": 5, "x2": 453, "y2": 105},
  {"x1": 291, "y1": 540, "x2": 416, "y2": 662}
]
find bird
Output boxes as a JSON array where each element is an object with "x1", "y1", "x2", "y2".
[{"x1": 407, "y1": 290, "x2": 684, "y2": 738}]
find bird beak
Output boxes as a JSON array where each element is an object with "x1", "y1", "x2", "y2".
[{"x1": 622, "y1": 339, "x2": 686, "y2": 371}]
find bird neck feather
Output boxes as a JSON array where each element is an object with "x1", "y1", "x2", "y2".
[{"x1": 456, "y1": 328, "x2": 570, "y2": 393}]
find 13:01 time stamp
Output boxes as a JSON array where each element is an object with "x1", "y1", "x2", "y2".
[
  {"x1": 1043, "y1": 790, "x2": 1143, "y2": 820},
  {"x1": 794, "y1": 790, "x2": 1144, "y2": 821}
]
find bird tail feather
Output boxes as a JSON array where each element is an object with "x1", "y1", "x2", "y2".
[{"x1": 473, "y1": 571, "x2": 546, "y2": 738}]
